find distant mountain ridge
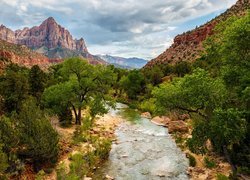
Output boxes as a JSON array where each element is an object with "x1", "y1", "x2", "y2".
[
  {"x1": 0, "y1": 17, "x2": 106, "y2": 65},
  {"x1": 144, "y1": 0, "x2": 250, "y2": 68},
  {"x1": 98, "y1": 55, "x2": 147, "y2": 69},
  {"x1": 0, "y1": 39, "x2": 50, "y2": 70}
]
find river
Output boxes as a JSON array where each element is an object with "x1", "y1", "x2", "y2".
[{"x1": 94, "y1": 103, "x2": 189, "y2": 180}]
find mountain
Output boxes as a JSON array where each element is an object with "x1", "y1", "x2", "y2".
[
  {"x1": 0, "y1": 17, "x2": 106, "y2": 65},
  {"x1": 144, "y1": 0, "x2": 250, "y2": 68},
  {"x1": 0, "y1": 39, "x2": 50, "y2": 70},
  {"x1": 98, "y1": 55, "x2": 147, "y2": 69}
]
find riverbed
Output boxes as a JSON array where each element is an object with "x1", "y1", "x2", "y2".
[{"x1": 94, "y1": 103, "x2": 189, "y2": 180}]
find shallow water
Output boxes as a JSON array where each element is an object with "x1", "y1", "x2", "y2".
[{"x1": 94, "y1": 103, "x2": 189, "y2": 180}]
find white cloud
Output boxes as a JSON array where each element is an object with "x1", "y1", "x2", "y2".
[{"x1": 0, "y1": 0, "x2": 237, "y2": 59}]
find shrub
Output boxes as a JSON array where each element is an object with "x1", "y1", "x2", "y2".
[
  {"x1": 216, "y1": 173, "x2": 229, "y2": 180},
  {"x1": 140, "y1": 98, "x2": 156, "y2": 115},
  {"x1": 0, "y1": 144, "x2": 9, "y2": 178},
  {"x1": 187, "y1": 153, "x2": 196, "y2": 167},
  {"x1": 18, "y1": 98, "x2": 59, "y2": 169},
  {"x1": 204, "y1": 157, "x2": 216, "y2": 168},
  {"x1": 69, "y1": 153, "x2": 87, "y2": 179}
]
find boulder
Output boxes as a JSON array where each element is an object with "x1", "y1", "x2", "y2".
[
  {"x1": 151, "y1": 116, "x2": 171, "y2": 127},
  {"x1": 168, "y1": 120, "x2": 188, "y2": 133},
  {"x1": 141, "y1": 112, "x2": 152, "y2": 119}
]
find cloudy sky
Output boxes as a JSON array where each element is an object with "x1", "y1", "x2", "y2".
[{"x1": 0, "y1": 0, "x2": 237, "y2": 60}]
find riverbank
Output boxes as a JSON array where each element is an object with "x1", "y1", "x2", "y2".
[
  {"x1": 143, "y1": 112, "x2": 232, "y2": 180},
  {"x1": 42, "y1": 111, "x2": 123, "y2": 180}
]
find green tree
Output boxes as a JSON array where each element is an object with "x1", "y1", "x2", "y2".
[
  {"x1": 28, "y1": 65, "x2": 47, "y2": 101},
  {"x1": 153, "y1": 68, "x2": 247, "y2": 170},
  {"x1": 120, "y1": 70, "x2": 145, "y2": 100},
  {"x1": 153, "y1": 68, "x2": 226, "y2": 116},
  {"x1": 143, "y1": 66, "x2": 164, "y2": 85},
  {"x1": 43, "y1": 58, "x2": 116, "y2": 125},
  {"x1": 0, "y1": 64, "x2": 29, "y2": 113},
  {"x1": 17, "y1": 98, "x2": 59, "y2": 169},
  {"x1": 174, "y1": 61, "x2": 192, "y2": 77}
]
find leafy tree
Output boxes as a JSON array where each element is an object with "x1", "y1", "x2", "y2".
[
  {"x1": 0, "y1": 64, "x2": 29, "y2": 113},
  {"x1": 143, "y1": 66, "x2": 164, "y2": 85},
  {"x1": 28, "y1": 65, "x2": 47, "y2": 101},
  {"x1": 43, "y1": 58, "x2": 116, "y2": 125},
  {"x1": 153, "y1": 68, "x2": 226, "y2": 116},
  {"x1": 174, "y1": 61, "x2": 192, "y2": 77},
  {"x1": 120, "y1": 70, "x2": 145, "y2": 100},
  {"x1": 17, "y1": 98, "x2": 59, "y2": 169},
  {"x1": 153, "y1": 68, "x2": 247, "y2": 170}
]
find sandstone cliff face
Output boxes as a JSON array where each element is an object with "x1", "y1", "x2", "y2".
[
  {"x1": 0, "y1": 17, "x2": 88, "y2": 53},
  {"x1": 145, "y1": 0, "x2": 250, "y2": 68},
  {"x1": 0, "y1": 17, "x2": 106, "y2": 65},
  {"x1": 0, "y1": 39, "x2": 50, "y2": 69}
]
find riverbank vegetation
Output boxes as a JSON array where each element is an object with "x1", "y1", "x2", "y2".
[
  {"x1": 0, "y1": 58, "x2": 117, "y2": 179},
  {"x1": 113, "y1": 12, "x2": 250, "y2": 178},
  {"x1": 0, "y1": 11, "x2": 249, "y2": 180}
]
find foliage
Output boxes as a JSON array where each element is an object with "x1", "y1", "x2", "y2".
[
  {"x1": 204, "y1": 157, "x2": 216, "y2": 168},
  {"x1": 153, "y1": 68, "x2": 226, "y2": 116},
  {"x1": 119, "y1": 70, "x2": 145, "y2": 100},
  {"x1": 69, "y1": 153, "x2": 87, "y2": 179},
  {"x1": 17, "y1": 98, "x2": 59, "y2": 167},
  {"x1": 0, "y1": 64, "x2": 29, "y2": 113},
  {"x1": 139, "y1": 98, "x2": 156, "y2": 115},
  {"x1": 28, "y1": 65, "x2": 47, "y2": 101},
  {"x1": 35, "y1": 170, "x2": 46, "y2": 180},
  {"x1": 0, "y1": 144, "x2": 8, "y2": 176},
  {"x1": 43, "y1": 58, "x2": 116, "y2": 125},
  {"x1": 186, "y1": 153, "x2": 196, "y2": 167},
  {"x1": 216, "y1": 173, "x2": 229, "y2": 180},
  {"x1": 143, "y1": 65, "x2": 164, "y2": 85},
  {"x1": 174, "y1": 61, "x2": 192, "y2": 77}
]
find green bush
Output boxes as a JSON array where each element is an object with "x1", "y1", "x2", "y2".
[
  {"x1": 69, "y1": 153, "x2": 87, "y2": 179},
  {"x1": 18, "y1": 98, "x2": 59, "y2": 168},
  {"x1": 216, "y1": 173, "x2": 229, "y2": 180},
  {"x1": 204, "y1": 157, "x2": 216, "y2": 168},
  {"x1": 35, "y1": 170, "x2": 45, "y2": 180},
  {"x1": 187, "y1": 153, "x2": 196, "y2": 167},
  {"x1": 139, "y1": 98, "x2": 156, "y2": 115},
  {"x1": 0, "y1": 144, "x2": 9, "y2": 178}
]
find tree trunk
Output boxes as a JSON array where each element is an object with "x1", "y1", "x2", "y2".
[
  {"x1": 77, "y1": 107, "x2": 81, "y2": 125},
  {"x1": 223, "y1": 145, "x2": 236, "y2": 172},
  {"x1": 71, "y1": 104, "x2": 78, "y2": 125}
]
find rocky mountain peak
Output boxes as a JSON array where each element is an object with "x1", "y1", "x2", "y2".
[{"x1": 0, "y1": 17, "x2": 89, "y2": 53}]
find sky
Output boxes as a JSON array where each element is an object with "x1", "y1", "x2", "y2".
[{"x1": 0, "y1": 0, "x2": 237, "y2": 60}]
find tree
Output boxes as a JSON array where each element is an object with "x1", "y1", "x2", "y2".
[
  {"x1": 153, "y1": 68, "x2": 226, "y2": 116},
  {"x1": 0, "y1": 64, "x2": 29, "y2": 113},
  {"x1": 174, "y1": 61, "x2": 191, "y2": 77},
  {"x1": 17, "y1": 98, "x2": 59, "y2": 169},
  {"x1": 152, "y1": 68, "x2": 247, "y2": 170},
  {"x1": 43, "y1": 58, "x2": 116, "y2": 125},
  {"x1": 143, "y1": 66, "x2": 164, "y2": 85},
  {"x1": 28, "y1": 65, "x2": 47, "y2": 101},
  {"x1": 120, "y1": 70, "x2": 145, "y2": 100}
]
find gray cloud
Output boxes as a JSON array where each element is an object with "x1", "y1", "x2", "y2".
[{"x1": 0, "y1": 0, "x2": 237, "y2": 59}]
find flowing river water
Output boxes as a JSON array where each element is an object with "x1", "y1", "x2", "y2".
[{"x1": 94, "y1": 103, "x2": 189, "y2": 180}]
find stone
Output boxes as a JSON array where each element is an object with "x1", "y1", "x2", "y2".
[
  {"x1": 105, "y1": 174, "x2": 114, "y2": 180},
  {"x1": 141, "y1": 112, "x2": 152, "y2": 119},
  {"x1": 151, "y1": 116, "x2": 171, "y2": 127},
  {"x1": 168, "y1": 120, "x2": 188, "y2": 133}
]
